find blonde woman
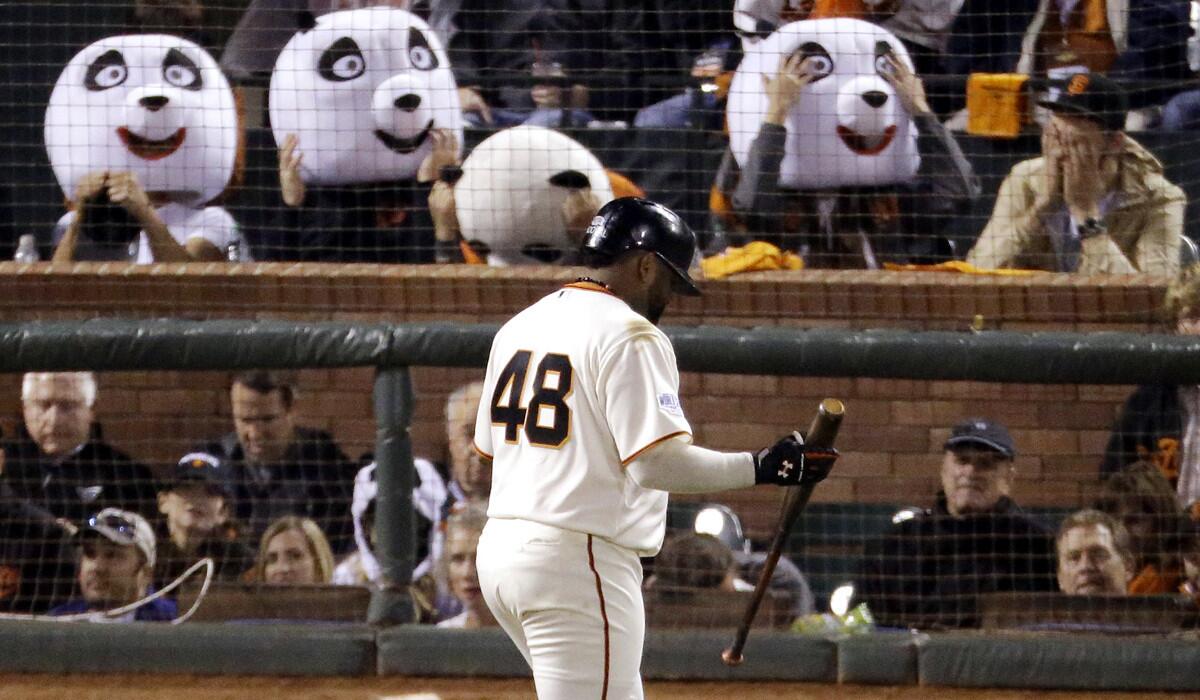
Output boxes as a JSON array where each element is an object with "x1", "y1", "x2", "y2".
[
  {"x1": 436, "y1": 500, "x2": 495, "y2": 629},
  {"x1": 252, "y1": 516, "x2": 334, "y2": 584}
]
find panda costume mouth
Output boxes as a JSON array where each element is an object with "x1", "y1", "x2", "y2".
[
  {"x1": 374, "y1": 120, "x2": 435, "y2": 154},
  {"x1": 118, "y1": 127, "x2": 187, "y2": 161},
  {"x1": 836, "y1": 124, "x2": 896, "y2": 156}
]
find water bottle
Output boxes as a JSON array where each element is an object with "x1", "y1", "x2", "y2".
[
  {"x1": 13, "y1": 235, "x2": 39, "y2": 263},
  {"x1": 226, "y1": 239, "x2": 243, "y2": 262}
]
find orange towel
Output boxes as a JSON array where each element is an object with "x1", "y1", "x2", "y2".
[{"x1": 702, "y1": 241, "x2": 804, "y2": 280}]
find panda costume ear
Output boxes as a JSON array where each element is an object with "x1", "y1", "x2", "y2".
[
  {"x1": 548, "y1": 170, "x2": 590, "y2": 189},
  {"x1": 297, "y1": 10, "x2": 317, "y2": 32}
]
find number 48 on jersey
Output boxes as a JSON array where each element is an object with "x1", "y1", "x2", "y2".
[{"x1": 490, "y1": 350, "x2": 574, "y2": 448}]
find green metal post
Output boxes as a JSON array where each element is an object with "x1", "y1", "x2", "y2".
[{"x1": 367, "y1": 366, "x2": 416, "y2": 625}]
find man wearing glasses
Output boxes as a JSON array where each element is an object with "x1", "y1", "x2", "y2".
[{"x1": 49, "y1": 508, "x2": 175, "y2": 622}]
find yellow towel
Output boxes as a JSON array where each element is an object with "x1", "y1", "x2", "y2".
[
  {"x1": 966, "y1": 73, "x2": 1029, "y2": 139},
  {"x1": 881, "y1": 260, "x2": 1041, "y2": 276},
  {"x1": 701, "y1": 242, "x2": 804, "y2": 280}
]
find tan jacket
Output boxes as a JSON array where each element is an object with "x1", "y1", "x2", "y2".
[{"x1": 967, "y1": 135, "x2": 1185, "y2": 277}]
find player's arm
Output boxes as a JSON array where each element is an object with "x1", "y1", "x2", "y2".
[{"x1": 626, "y1": 433, "x2": 838, "y2": 492}]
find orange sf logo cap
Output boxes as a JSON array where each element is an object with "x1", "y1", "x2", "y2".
[{"x1": 1067, "y1": 74, "x2": 1090, "y2": 95}]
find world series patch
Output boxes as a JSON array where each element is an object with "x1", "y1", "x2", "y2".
[{"x1": 657, "y1": 392, "x2": 682, "y2": 416}]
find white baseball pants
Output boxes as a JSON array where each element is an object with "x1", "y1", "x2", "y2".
[{"x1": 477, "y1": 517, "x2": 646, "y2": 700}]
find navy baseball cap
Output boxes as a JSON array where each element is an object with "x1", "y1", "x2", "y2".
[
  {"x1": 167, "y1": 452, "x2": 231, "y2": 496},
  {"x1": 944, "y1": 418, "x2": 1016, "y2": 459},
  {"x1": 1037, "y1": 72, "x2": 1128, "y2": 133}
]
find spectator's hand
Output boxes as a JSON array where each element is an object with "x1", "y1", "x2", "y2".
[
  {"x1": 458, "y1": 86, "x2": 493, "y2": 125},
  {"x1": 753, "y1": 432, "x2": 839, "y2": 487},
  {"x1": 429, "y1": 180, "x2": 460, "y2": 241},
  {"x1": 105, "y1": 171, "x2": 154, "y2": 222},
  {"x1": 882, "y1": 55, "x2": 931, "y2": 115},
  {"x1": 764, "y1": 53, "x2": 815, "y2": 125},
  {"x1": 561, "y1": 187, "x2": 602, "y2": 245},
  {"x1": 73, "y1": 171, "x2": 109, "y2": 207},
  {"x1": 417, "y1": 129, "x2": 460, "y2": 183},
  {"x1": 278, "y1": 133, "x2": 306, "y2": 207},
  {"x1": 1037, "y1": 121, "x2": 1066, "y2": 211},
  {"x1": 1063, "y1": 134, "x2": 1108, "y2": 221}
]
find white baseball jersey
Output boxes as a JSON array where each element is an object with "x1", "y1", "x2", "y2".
[{"x1": 473, "y1": 280, "x2": 692, "y2": 556}]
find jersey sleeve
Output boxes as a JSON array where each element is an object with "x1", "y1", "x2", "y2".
[
  {"x1": 473, "y1": 358, "x2": 495, "y2": 460},
  {"x1": 599, "y1": 331, "x2": 692, "y2": 465}
]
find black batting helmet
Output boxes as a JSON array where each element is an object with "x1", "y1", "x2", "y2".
[{"x1": 580, "y1": 197, "x2": 702, "y2": 296}]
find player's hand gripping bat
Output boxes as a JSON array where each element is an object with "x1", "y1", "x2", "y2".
[{"x1": 722, "y1": 398, "x2": 845, "y2": 666}]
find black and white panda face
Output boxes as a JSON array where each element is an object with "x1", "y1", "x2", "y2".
[
  {"x1": 728, "y1": 18, "x2": 921, "y2": 189},
  {"x1": 45, "y1": 34, "x2": 237, "y2": 204},
  {"x1": 269, "y1": 7, "x2": 463, "y2": 186}
]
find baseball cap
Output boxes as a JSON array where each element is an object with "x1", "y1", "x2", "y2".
[
  {"x1": 167, "y1": 452, "x2": 231, "y2": 496},
  {"x1": 944, "y1": 418, "x2": 1016, "y2": 459},
  {"x1": 1036, "y1": 72, "x2": 1128, "y2": 133},
  {"x1": 80, "y1": 508, "x2": 156, "y2": 570}
]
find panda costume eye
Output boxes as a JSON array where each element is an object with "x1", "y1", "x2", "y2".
[
  {"x1": 318, "y1": 37, "x2": 367, "y2": 81},
  {"x1": 84, "y1": 50, "x2": 128, "y2": 91},
  {"x1": 407, "y1": 27, "x2": 438, "y2": 71},
  {"x1": 163, "y1": 48, "x2": 203, "y2": 90},
  {"x1": 795, "y1": 42, "x2": 833, "y2": 82}
]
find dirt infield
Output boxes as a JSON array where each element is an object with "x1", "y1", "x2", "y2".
[{"x1": 0, "y1": 674, "x2": 1186, "y2": 700}]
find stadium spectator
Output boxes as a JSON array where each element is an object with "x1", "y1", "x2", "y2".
[
  {"x1": 1015, "y1": 0, "x2": 1121, "y2": 78},
  {"x1": 49, "y1": 508, "x2": 176, "y2": 622},
  {"x1": 1095, "y1": 462, "x2": 1189, "y2": 594},
  {"x1": 331, "y1": 460, "x2": 447, "y2": 586},
  {"x1": 686, "y1": 502, "x2": 814, "y2": 616},
  {"x1": 1056, "y1": 509, "x2": 1135, "y2": 595},
  {"x1": 712, "y1": 40, "x2": 979, "y2": 267},
  {"x1": 967, "y1": 73, "x2": 1184, "y2": 276},
  {"x1": 444, "y1": 381, "x2": 491, "y2": 508},
  {"x1": 1101, "y1": 266, "x2": 1200, "y2": 505},
  {"x1": 856, "y1": 418, "x2": 1057, "y2": 629},
  {"x1": 878, "y1": 0, "x2": 965, "y2": 114},
  {"x1": 1, "y1": 372, "x2": 155, "y2": 524},
  {"x1": 649, "y1": 531, "x2": 741, "y2": 592},
  {"x1": 153, "y1": 454, "x2": 253, "y2": 591},
  {"x1": 251, "y1": 515, "x2": 334, "y2": 585},
  {"x1": 436, "y1": 500, "x2": 495, "y2": 629},
  {"x1": 191, "y1": 371, "x2": 358, "y2": 553}
]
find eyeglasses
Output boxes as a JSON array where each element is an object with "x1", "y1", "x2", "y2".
[{"x1": 86, "y1": 513, "x2": 139, "y2": 544}]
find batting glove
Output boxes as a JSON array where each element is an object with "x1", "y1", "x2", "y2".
[{"x1": 753, "y1": 432, "x2": 839, "y2": 487}]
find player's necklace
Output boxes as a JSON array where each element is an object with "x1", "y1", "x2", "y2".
[{"x1": 574, "y1": 276, "x2": 610, "y2": 290}]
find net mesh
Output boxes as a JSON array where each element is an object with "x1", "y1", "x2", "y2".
[{"x1": 0, "y1": 0, "x2": 1197, "y2": 640}]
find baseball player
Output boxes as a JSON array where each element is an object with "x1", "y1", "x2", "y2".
[{"x1": 473, "y1": 197, "x2": 838, "y2": 699}]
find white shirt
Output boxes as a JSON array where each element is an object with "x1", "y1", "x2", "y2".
[
  {"x1": 54, "y1": 203, "x2": 242, "y2": 263},
  {"x1": 474, "y1": 281, "x2": 692, "y2": 556}
]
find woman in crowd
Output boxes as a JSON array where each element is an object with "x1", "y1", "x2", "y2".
[
  {"x1": 1096, "y1": 462, "x2": 1191, "y2": 594},
  {"x1": 251, "y1": 516, "x2": 334, "y2": 585},
  {"x1": 436, "y1": 501, "x2": 495, "y2": 629}
]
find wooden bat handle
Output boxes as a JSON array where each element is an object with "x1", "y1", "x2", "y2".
[{"x1": 722, "y1": 398, "x2": 845, "y2": 667}]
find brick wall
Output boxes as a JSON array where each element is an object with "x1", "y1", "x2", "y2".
[{"x1": 0, "y1": 263, "x2": 1166, "y2": 540}]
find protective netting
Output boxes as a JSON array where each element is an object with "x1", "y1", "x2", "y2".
[{"x1": 0, "y1": 0, "x2": 1198, "y2": 640}]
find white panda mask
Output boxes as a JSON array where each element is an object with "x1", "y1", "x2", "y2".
[
  {"x1": 269, "y1": 7, "x2": 463, "y2": 186},
  {"x1": 728, "y1": 18, "x2": 921, "y2": 190},
  {"x1": 455, "y1": 125, "x2": 615, "y2": 266},
  {"x1": 45, "y1": 34, "x2": 237, "y2": 206}
]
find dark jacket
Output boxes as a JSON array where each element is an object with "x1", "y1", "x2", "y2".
[
  {"x1": 714, "y1": 114, "x2": 980, "y2": 267},
  {"x1": 1100, "y1": 384, "x2": 1182, "y2": 482},
  {"x1": 152, "y1": 525, "x2": 254, "y2": 592},
  {"x1": 856, "y1": 494, "x2": 1057, "y2": 629},
  {"x1": 262, "y1": 182, "x2": 435, "y2": 263},
  {"x1": 0, "y1": 424, "x2": 156, "y2": 525},
  {"x1": 197, "y1": 426, "x2": 357, "y2": 553},
  {"x1": 0, "y1": 481, "x2": 74, "y2": 613}
]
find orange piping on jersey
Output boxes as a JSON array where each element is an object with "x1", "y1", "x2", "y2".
[
  {"x1": 620, "y1": 430, "x2": 691, "y2": 467},
  {"x1": 587, "y1": 535, "x2": 611, "y2": 700},
  {"x1": 472, "y1": 442, "x2": 493, "y2": 461},
  {"x1": 563, "y1": 281, "x2": 615, "y2": 296}
]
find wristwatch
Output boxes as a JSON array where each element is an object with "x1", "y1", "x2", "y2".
[{"x1": 1077, "y1": 216, "x2": 1107, "y2": 239}]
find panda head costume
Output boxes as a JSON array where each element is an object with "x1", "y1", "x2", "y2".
[
  {"x1": 44, "y1": 34, "x2": 237, "y2": 206},
  {"x1": 455, "y1": 125, "x2": 615, "y2": 266},
  {"x1": 269, "y1": 7, "x2": 463, "y2": 186},
  {"x1": 728, "y1": 18, "x2": 921, "y2": 190}
]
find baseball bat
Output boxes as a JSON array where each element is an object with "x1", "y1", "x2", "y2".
[{"x1": 721, "y1": 398, "x2": 845, "y2": 667}]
